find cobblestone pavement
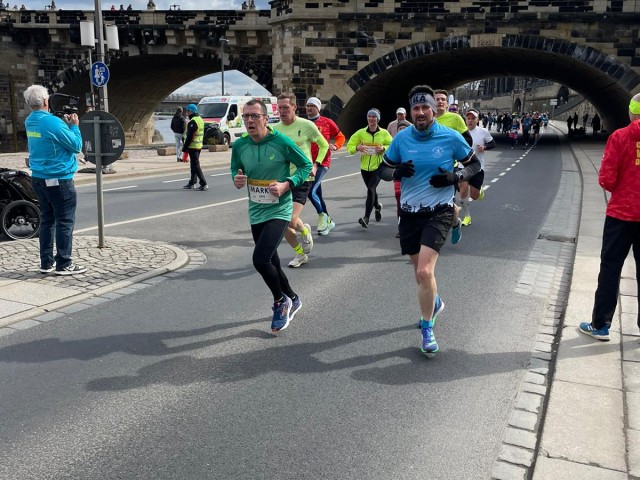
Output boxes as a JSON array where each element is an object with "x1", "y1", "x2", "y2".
[{"x1": 0, "y1": 235, "x2": 200, "y2": 328}]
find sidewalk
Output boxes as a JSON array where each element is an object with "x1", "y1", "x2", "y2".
[
  {"x1": 0, "y1": 132, "x2": 638, "y2": 478},
  {"x1": 530, "y1": 125, "x2": 639, "y2": 478},
  {"x1": 0, "y1": 145, "x2": 226, "y2": 330}
]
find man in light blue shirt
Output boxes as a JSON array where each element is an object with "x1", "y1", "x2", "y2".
[
  {"x1": 24, "y1": 84, "x2": 85, "y2": 276},
  {"x1": 381, "y1": 84, "x2": 480, "y2": 356}
]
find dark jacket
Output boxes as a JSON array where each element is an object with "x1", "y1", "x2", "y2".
[{"x1": 170, "y1": 113, "x2": 187, "y2": 134}]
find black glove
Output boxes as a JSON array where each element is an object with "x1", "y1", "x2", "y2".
[
  {"x1": 392, "y1": 160, "x2": 415, "y2": 180},
  {"x1": 182, "y1": 146, "x2": 188, "y2": 153},
  {"x1": 429, "y1": 167, "x2": 460, "y2": 188}
]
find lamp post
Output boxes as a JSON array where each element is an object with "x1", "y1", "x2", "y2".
[{"x1": 220, "y1": 37, "x2": 227, "y2": 95}]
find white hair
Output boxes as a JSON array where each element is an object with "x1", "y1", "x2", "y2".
[{"x1": 23, "y1": 85, "x2": 49, "y2": 109}]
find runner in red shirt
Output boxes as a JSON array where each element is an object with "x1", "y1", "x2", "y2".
[{"x1": 305, "y1": 97, "x2": 346, "y2": 235}]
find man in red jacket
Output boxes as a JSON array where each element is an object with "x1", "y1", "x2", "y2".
[
  {"x1": 305, "y1": 97, "x2": 345, "y2": 235},
  {"x1": 580, "y1": 94, "x2": 640, "y2": 341}
]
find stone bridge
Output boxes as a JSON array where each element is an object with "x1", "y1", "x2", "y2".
[{"x1": 1, "y1": 0, "x2": 639, "y2": 147}]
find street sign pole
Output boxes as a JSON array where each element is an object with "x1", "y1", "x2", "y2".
[
  {"x1": 94, "y1": 0, "x2": 108, "y2": 112},
  {"x1": 93, "y1": 118, "x2": 105, "y2": 247}
]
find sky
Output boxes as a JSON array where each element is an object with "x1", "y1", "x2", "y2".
[{"x1": 172, "y1": 70, "x2": 272, "y2": 97}]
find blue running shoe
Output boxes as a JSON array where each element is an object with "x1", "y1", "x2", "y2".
[
  {"x1": 451, "y1": 219, "x2": 462, "y2": 244},
  {"x1": 421, "y1": 320, "x2": 439, "y2": 356},
  {"x1": 290, "y1": 296, "x2": 302, "y2": 321},
  {"x1": 271, "y1": 295, "x2": 292, "y2": 332},
  {"x1": 417, "y1": 294, "x2": 445, "y2": 328},
  {"x1": 578, "y1": 322, "x2": 610, "y2": 341}
]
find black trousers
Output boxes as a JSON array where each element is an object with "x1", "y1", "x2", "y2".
[
  {"x1": 251, "y1": 218, "x2": 295, "y2": 302},
  {"x1": 188, "y1": 149, "x2": 207, "y2": 186},
  {"x1": 360, "y1": 169, "x2": 381, "y2": 219},
  {"x1": 592, "y1": 216, "x2": 640, "y2": 330}
]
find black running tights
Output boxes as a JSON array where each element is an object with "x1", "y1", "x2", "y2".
[
  {"x1": 361, "y1": 169, "x2": 381, "y2": 219},
  {"x1": 251, "y1": 218, "x2": 295, "y2": 302}
]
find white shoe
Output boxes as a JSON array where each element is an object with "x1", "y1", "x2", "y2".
[
  {"x1": 319, "y1": 216, "x2": 335, "y2": 236},
  {"x1": 288, "y1": 253, "x2": 309, "y2": 268},
  {"x1": 317, "y1": 213, "x2": 328, "y2": 234},
  {"x1": 300, "y1": 223, "x2": 314, "y2": 254}
]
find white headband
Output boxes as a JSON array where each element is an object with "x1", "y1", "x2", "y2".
[{"x1": 409, "y1": 93, "x2": 437, "y2": 111}]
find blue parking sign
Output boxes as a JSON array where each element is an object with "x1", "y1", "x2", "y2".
[{"x1": 91, "y1": 62, "x2": 110, "y2": 88}]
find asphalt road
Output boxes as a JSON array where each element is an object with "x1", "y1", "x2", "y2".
[{"x1": 0, "y1": 128, "x2": 563, "y2": 479}]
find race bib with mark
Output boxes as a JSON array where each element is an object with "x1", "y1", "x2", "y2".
[{"x1": 248, "y1": 179, "x2": 278, "y2": 204}]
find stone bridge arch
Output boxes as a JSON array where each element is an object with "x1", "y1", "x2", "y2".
[
  {"x1": 329, "y1": 35, "x2": 640, "y2": 136},
  {"x1": 45, "y1": 47, "x2": 273, "y2": 141}
]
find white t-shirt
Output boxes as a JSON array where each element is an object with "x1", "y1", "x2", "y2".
[{"x1": 468, "y1": 126, "x2": 494, "y2": 170}]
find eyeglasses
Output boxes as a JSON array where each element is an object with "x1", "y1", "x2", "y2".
[{"x1": 241, "y1": 113, "x2": 265, "y2": 121}]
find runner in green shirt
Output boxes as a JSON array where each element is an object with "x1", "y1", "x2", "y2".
[{"x1": 231, "y1": 99, "x2": 312, "y2": 333}]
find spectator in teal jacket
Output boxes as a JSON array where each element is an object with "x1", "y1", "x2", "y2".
[{"x1": 24, "y1": 84, "x2": 85, "y2": 276}]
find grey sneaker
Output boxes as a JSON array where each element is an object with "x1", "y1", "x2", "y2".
[{"x1": 55, "y1": 263, "x2": 87, "y2": 276}]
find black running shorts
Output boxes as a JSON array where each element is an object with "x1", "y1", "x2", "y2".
[
  {"x1": 469, "y1": 169, "x2": 485, "y2": 190},
  {"x1": 291, "y1": 181, "x2": 312, "y2": 205},
  {"x1": 399, "y1": 205, "x2": 454, "y2": 255}
]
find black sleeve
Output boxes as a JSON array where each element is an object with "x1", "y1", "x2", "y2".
[
  {"x1": 457, "y1": 152, "x2": 482, "y2": 181},
  {"x1": 182, "y1": 120, "x2": 196, "y2": 150},
  {"x1": 484, "y1": 139, "x2": 496, "y2": 151},
  {"x1": 461, "y1": 129, "x2": 473, "y2": 147}
]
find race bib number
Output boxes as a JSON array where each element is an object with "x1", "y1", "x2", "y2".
[
  {"x1": 362, "y1": 143, "x2": 379, "y2": 156},
  {"x1": 248, "y1": 179, "x2": 278, "y2": 204}
]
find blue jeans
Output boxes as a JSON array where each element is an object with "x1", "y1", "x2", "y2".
[
  {"x1": 308, "y1": 165, "x2": 329, "y2": 214},
  {"x1": 174, "y1": 133, "x2": 183, "y2": 158},
  {"x1": 31, "y1": 177, "x2": 77, "y2": 269}
]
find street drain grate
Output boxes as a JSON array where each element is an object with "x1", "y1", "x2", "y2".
[{"x1": 537, "y1": 233, "x2": 576, "y2": 243}]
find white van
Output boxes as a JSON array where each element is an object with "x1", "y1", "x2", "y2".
[{"x1": 198, "y1": 95, "x2": 279, "y2": 146}]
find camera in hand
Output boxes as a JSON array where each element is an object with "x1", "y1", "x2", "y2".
[{"x1": 49, "y1": 93, "x2": 80, "y2": 118}]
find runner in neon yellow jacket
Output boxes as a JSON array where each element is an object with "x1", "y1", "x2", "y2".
[{"x1": 346, "y1": 108, "x2": 392, "y2": 227}]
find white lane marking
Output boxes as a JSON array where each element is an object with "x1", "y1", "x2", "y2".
[
  {"x1": 491, "y1": 178, "x2": 499, "y2": 183},
  {"x1": 76, "y1": 171, "x2": 361, "y2": 232},
  {"x1": 103, "y1": 185, "x2": 138, "y2": 192},
  {"x1": 210, "y1": 172, "x2": 231, "y2": 177},
  {"x1": 483, "y1": 185, "x2": 490, "y2": 190},
  {"x1": 515, "y1": 160, "x2": 520, "y2": 163},
  {"x1": 506, "y1": 168, "x2": 511, "y2": 171},
  {"x1": 499, "y1": 172, "x2": 506, "y2": 176},
  {"x1": 162, "y1": 178, "x2": 191, "y2": 184},
  {"x1": 511, "y1": 163, "x2": 516, "y2": 167}
]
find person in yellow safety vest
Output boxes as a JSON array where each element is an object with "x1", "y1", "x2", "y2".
[{"x1": 182, "y1": 103, "x2": 208, "y2": 191}]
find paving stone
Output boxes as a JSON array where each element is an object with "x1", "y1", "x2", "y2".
[
  {"x1": 491, "y1": 461, "x2": 527, "y2": 480},
  {"x1": 57, "y1": 303, "x2": 92, "y2": 314},
  {"x1": 516, "y1": 391, "x2": 543, "y2": 414},
  {"x1": 629, "y1": 428, "x2": 640, "y2": 478},
  {"x1": 509, "y1": 410, "x2": 538, "y2": 431},
  {"x1": 539, "y1": 380, "x2": 625, "y2": 472},
  {"x1": 621, "y1": 312, "x2": 639, "y2": 337},
  {"x1": 532, "y1": 456, "x2": 626, "y2": 480},
  {"x1": 554, "y1": 326, "x2": 622, "y2": 390},
  {"x1": 624, "y1": 361, "x2": 640, "y2": 392},
  {"x1": 627, "y1": 392, "x2": 640, "y2": 431},
  {"x1": 622, "y1": 335, "x2": 640, "y2": 363},
  {"x1": 522, "y1": 382, "x2": 547, "y2": 396},
  {"x1": 504, "y1": 427, "x2": 537, "y2": 450},
  {"x1": 0, "y1": 327, "x2": 16, "y2": 337},
  {"x1": 499, "y1": 444, "x2": 534, "y2": 467},
  {"x1": 524, "y1": 371, "x2": 546, "y2": 385},
  {"x1": 9, "y1": 319, "x2": 41, "y2": 330},
  {"x1": 34, "y1": 311, "x2": 65, "y2": 322}
]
